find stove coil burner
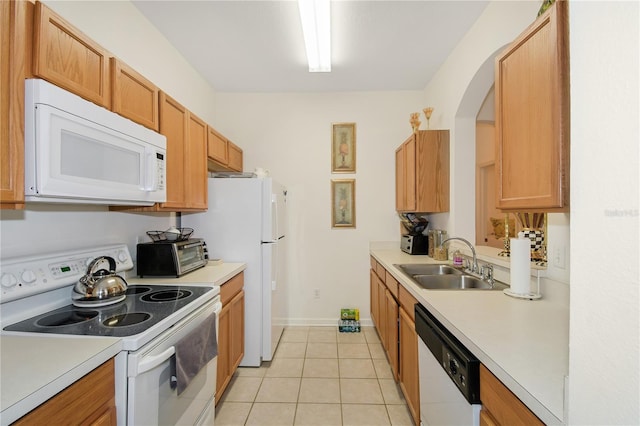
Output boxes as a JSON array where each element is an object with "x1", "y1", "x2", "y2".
[
  {"x1": 126, "y1": 286, "x2": 153, "y2": 295},
  {"x1": 36, "y1": 310, "x2": 99, "y2": 327},
  {"x1": 103, "y1": 312, "x2": 151, "y2": 328},
  {"x1": 141, "y1": 289, "x2": 193, "y2": 303}
]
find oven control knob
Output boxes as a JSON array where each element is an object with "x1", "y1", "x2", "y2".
[
  {"x1": 449, "y1": 358, "x2": 458, "y2": 376},
  {"x1": 1, "y1": 273, "x2": 18, "y2": 289},
  {"x1": 21, "y1": 270, "x2": 37, "y2": 285},
  {"x1": 116, "y1": 250, "x2": 128, "y2": 263}
]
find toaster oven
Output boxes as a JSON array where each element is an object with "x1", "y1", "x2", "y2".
[{"x1": 137, "y1": 239, "x2": 208, "y2": 277}]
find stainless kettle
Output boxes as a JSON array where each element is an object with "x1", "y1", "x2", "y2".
[{"x1": 72, "y1": 256, "x2": 128, "y2": 307}]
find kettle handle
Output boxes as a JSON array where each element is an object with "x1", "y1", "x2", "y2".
[{"x1": 86, "y1": 256, "x2": 117, "y2": 275}]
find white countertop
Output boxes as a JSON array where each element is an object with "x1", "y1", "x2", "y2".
[
  {"x1": 127, "y1": 261, "x2": 245, "y2": 287},
  {"x1": 0, "y1": 261, "x2": 245, "y2": 425},
  {"x1": 370, "y1": 246, "x2": 569, "y2": 425},
  {"x1": 0, "y1": 335, "x2": 121, "y2": 425}
]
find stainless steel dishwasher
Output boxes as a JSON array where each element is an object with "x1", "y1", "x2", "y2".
[{"x1": 415, "y1": 304, "x2": 481, "y2": 425}]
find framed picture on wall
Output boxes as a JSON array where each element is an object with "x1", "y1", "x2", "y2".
[
  {"x1": 331, "y1": 123, "x2": 356, "y2": 173},
  {"x1": 331, "y1": 179, "x2": 356, "y2": 228}
]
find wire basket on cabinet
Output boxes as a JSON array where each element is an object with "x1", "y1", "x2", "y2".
[{"x1": 146, "y1": 228, "x2": 194, "y2": 242}]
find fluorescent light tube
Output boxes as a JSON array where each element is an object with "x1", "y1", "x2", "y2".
[{"x1": 298, "y1": 0, "x2": 331, "y2": 72}]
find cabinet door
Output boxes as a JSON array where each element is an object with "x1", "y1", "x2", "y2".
[
  {"x1": 229, "y1": 290, "x2": 245, "y2": 371},
  {"x1": 395, "y1": 136, "x2": 417, "y2": 212},
  {"x1": 395, "y1": 146, "x2": 405, "y2": 210},
  {"x1": 216, "y1": 303, "x2": 231, "y2": 401},
  {"x1": 479, "y1": 364, "x2": 544, "y2": 426},
  {"x1": 376, "y1": 275, "x2": 387, "y2": 344},
  {"x1": 159, "y1": 92, "x2": 187, "y2": 209},
  {"x1": 404, "y1": 137, "x2": 416, "y2": 211},
  {"x1": 399, "y1": 307, "x2": 420, "y2": 426},
  {"x1": 0, "y1": 0, "x2": 27, "y2": 209},
  {"x1": 370, "y1": 269, "x2": 379, "y2": 329},
  {"x1": 495, "y1": 1, "x2": 569, "y2": 211},
  {"x1": 385, "y1": 289, "x2": 399, "y2": 380},
  {"x1": 207, "y1": 126, "x2": 228, "y2": 164},
  {"x1": 111, "y1": 58, "x2": 159, "y2": 131},
  {"x1": 480, "y1": 408, "x2": 499, "y2": 426},
  {"x1": 33, "y1": 2, "x2": 110, "y2": 107},
  {"x1": 227, "y1": 141, "x2": 243, "y2": 172},
  {"x1": 186, "y1": 112, "x2": 208, "y2": 210},
  {"x1": 415, "y1": 130, "x2": 449, "y2": 212}
]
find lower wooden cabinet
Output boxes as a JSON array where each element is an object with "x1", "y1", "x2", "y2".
[
  {"x1": 398, "y1": 286, "x2": 420, "y2": 426},
  {"x1": 370, "y1": 257, "x2": 419, "y2": 425},
  {"x1": 14, "y1": 359, "x2": 116, "y2": 426},
  {"x1": 384, "y1": 288, "x2": 399, "y2": 380},
  {"x1": 370, "y1": 259, "x2": 397, "y2": 377},
  {"x1": 216, "y1": 272, "x2": 245, "y2": 402},
  {"x1": 480, "y1": 364, "x2": 544, "y2": 426}
]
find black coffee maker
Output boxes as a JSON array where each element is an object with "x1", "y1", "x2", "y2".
[{"x1": 399, "y1": 213, "x2": 429, "y2": 255}]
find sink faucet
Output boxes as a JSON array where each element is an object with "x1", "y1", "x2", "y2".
[{"x1": 440, "y1": 237, "x2": 478, "y2": 273}]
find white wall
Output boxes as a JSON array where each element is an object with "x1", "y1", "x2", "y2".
[
  {"x1": 214, "y1": 91, "x2": 424, "y2": 324},
  {"x1": 0, "y1": 1, "x2": 219, "y2": 260},
  {"x1": 568, "y1": 1, "x2": 639, "y2": 423}
]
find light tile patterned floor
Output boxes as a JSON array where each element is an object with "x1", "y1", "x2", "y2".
[{"x1": 215, "y1": 326, "x2": 414, "y2": 426}]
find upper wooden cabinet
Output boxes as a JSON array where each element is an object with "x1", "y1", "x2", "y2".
[
  {"x1": 156, "y1": 92, "x2": 207, "y2": 212},
  {"x1": 227, "y1": 140, "x2": 243, "y2": 172},
  {"x1": 207, "y1": 127, "x2": 243, "y2": 173},
  {"x1": 186, "y1": 112, "x2": 208, "y2": 210},
  {"x1": 396, "y1": 130, "x2": 450, "y2": 213},
  {"x1": 207, "y1": 126, "x2": 228, "y2": 165},
  {"x1": 111, "y1": 58, "x2": 159, "y2": 131},
  {"x1": 33, "y1": 1, "x2": 110, "y2": 108},
  {"x1": 495, "y1": 0, "x2": 569, "y2": 211},
  {"x1": 1, "y1": 0, "x2": 29, "y2": 209}
]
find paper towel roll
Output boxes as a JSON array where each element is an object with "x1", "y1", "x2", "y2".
[{"x1": 510, "y1": 237, "x2": 531, "y2": 295}]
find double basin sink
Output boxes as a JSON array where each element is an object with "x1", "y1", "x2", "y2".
[{"x1": 394, "y1": 263, "x2": 507, "y2": 291}]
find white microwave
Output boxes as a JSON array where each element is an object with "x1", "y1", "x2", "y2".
[{"x1": 24, "y1": 79, "x2": 167, "y2": 206}]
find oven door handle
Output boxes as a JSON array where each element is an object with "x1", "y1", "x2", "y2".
[{"x1": 136, "y1": 346, "x2": 176, "y2": 376}]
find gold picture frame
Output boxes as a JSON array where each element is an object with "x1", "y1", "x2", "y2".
[
  {"x1": 331, "y1": 179, "x2": 356, "y2": 228},
  {"x1": 331, "y1": 122, "x2": 356, "y2": 173}
]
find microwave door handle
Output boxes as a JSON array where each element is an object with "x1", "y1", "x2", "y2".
[{"x1": 143, "y1": 148, "x2": 157, "y2": 191}]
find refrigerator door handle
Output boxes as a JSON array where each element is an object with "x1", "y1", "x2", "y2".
[{"x1": 271, "y1": 194, "x2": 279, "y2": 241}]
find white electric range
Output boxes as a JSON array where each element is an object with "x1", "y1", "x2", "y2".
[{"x1": 0, "y1": 244, "x2": 221, "y2": 426}]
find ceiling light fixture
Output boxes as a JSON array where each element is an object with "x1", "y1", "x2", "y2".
[{"x1": 298, "y1": 0, "x2": 331, "y2": 72}]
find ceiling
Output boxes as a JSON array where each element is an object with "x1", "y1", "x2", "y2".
[{"x1": 132, "y1": 1, "x2": 490, "y2": 93}]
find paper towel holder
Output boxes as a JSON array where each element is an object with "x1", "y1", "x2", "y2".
[{"x1": 503, "y1": 275, "x2": 542, "y2": 300}]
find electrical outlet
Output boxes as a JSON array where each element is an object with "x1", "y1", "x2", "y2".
[
  {"x1": 313, "y1": 288, "x2": 320, "y2": 299},
  {"x1": 553, "y1": 246, "x2": 566, "y2": 269}
]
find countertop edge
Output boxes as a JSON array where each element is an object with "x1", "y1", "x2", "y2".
[
  {"x1": 0, "y1": 337, "x2": 122, "y2": 425},
  {"x1": 370, "y1": 248, "x2": 566, "y2": 426}
]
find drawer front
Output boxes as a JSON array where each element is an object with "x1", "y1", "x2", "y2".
[
  {"x1": 376, "y1": 262, "x2": 386, "y2": 281},
  {"x1": 220, "y1": 271, "x2": 244, "y2": 305},
  {"x1": 398, "y1": 285, "x2": 417, "y2": 322},
  {"x1": 385, "y1": 271, "x2": 399, "y2": 299}
]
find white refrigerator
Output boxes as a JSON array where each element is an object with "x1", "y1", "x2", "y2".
[{"x1": 183, "y1": 177, "x2": 287, "y2": 366}]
